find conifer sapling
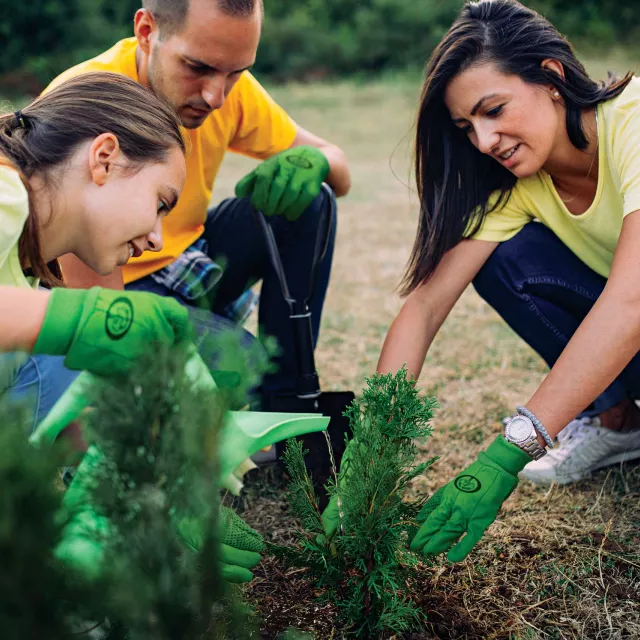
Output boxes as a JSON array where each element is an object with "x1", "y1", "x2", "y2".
[{"x1": 276, "y1": 367, "x2": 438, "y2": 638}]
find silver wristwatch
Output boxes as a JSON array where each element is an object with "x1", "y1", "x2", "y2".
[{"x1": 504, "y1": 415, "x2": 547, "y2": 460}]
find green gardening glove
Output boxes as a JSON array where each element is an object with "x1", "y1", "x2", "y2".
[
  {"x1": 178, "y1": 506, "x2": 264, "y2": 584},
  {"x1": 33, "y1": 287, "x2": 191, "y2": 377},
  {"x1": 54, "y1": 444, "x2": 112, "y2": 581},
  {"x1": 319, "y1": 439, "x2": 364, "y2": 542},
  {"x1": 219, "y1": 506, "x2": 265, "y2": 583},
  {"x1": 410, "y1": 436, "x2": 531, "y2": 562},
  {"x1": 235, "y1": 145, "x2": 330, "y2": 221}
]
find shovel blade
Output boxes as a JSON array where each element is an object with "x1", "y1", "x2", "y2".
[{"x1": 261, "y1": 391, "x2": 355, "y2": 508}]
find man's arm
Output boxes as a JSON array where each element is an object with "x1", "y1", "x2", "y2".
[
  {"x1": 289, "y1": 126, "x2": 351, "y2": 197},
  {"x1": 58, "y1": 254, "x2": 124, "y2": 290}
]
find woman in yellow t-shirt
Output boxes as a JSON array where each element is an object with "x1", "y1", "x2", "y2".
[
  {"x1": 377, "y1": 0, "x2": 640, "y2": 561},
  {"x1": 0, "y1": 72, "x2": 190, "y2": 431}
]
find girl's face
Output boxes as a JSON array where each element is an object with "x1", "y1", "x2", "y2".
[
  {"x1": 444, "y1": 62, "x2": 564, "y2": 178},
  {"x1": 76, "y1": 138, "x2": 186, "y2": 275}
]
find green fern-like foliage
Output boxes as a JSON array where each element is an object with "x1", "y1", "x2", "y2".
[
  {"x1": 0, "y1": 400, "x2": 107, "y2": 639},
  {"x1": 78, "y1": 338, "x2": 258, "y2": 639},
  {"x1": 0, "y1": 330, "x2": 264, "y2": 639},
  {"x1": 277, "y1": 368, "x2": 438, "y2": 638}
]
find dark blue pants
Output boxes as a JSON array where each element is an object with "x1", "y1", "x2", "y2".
[
  {"x1": 473, "y1": 222, "x2": 640, "y2": 414},
  {"x1": 127, "y1": 189, "x2": 337, "y2": 396}
]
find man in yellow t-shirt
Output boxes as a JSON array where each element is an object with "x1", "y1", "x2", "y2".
[{"x1": 47, "y1": 0, "x2": 351, "y2": 397}]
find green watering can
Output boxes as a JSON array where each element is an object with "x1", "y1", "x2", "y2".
[{"x1": 29, "y1": 346, "x2": 330, "y2": 580}]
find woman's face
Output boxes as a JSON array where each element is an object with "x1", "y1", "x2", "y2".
[
  {"x1": 444, "y1": 62, "x2": 563, "y2": 178},
  {"x1": 77, "y1": 141, "x2": 186, "y2": 275}
]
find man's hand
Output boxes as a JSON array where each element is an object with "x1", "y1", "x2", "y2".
[
  {"x1": 410, "y1": 436, "x2": 531, "y2": 562},
  {"x1": 33, "y1": 287, "x2": 191, "y2": 377},
  {"x1": 235, "y1": 145, "x2": 330, "y2": 221}
]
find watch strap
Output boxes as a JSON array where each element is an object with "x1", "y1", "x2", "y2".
[{"x1": 518, "y1": 437, "x2": 546, "y2": 460}]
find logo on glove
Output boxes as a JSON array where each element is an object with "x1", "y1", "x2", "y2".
[
  {"x1": 286, "y1": 155, "x2": 313, "y2": 169},
  {"x1": 454, "y1": 475, "x2": 482, "y2": 493},
  {"x1": 105, "y1": 298, "x2": 134, "y2": 340}
]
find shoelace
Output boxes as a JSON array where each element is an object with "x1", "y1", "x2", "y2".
[
  {"x1": 548, "y1": 418, "x2": 600, "y2": 462},
  {"x1": 557, "y1": 417, "x2": 600, "y2": 443}
]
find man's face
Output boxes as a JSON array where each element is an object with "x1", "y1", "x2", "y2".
[{"x1": 146, "y1": 0, "x2": 261, "y2": 129}]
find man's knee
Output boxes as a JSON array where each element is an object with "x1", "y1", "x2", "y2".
[
  {"x1": 302, "y1": 183, "x2": 337, "y2": 227},
  {"x1": 473, "y1": 223, "x2": 555, "y2": 304},
  {"x1": 316, "y1": 183, "x2": 336, "y2": 212}
]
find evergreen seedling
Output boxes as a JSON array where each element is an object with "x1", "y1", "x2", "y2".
[{"x1": 276, "y1": 368, "x2": 438, "y2": 638}]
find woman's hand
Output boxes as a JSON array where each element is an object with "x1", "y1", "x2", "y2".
[
  {"x1": 410, "y1": 435, "x2": 531, "y2": 562},
  {"x1": 32, "y1": 287, "x2": 191, "y2": 376},
  {"x1": 178, "y1": 506, "x2": 265, "y2": 583}
]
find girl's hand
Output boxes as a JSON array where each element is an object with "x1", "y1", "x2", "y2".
[{"x1": 33, "y1": 287, "x2": 190, "y2": 376}]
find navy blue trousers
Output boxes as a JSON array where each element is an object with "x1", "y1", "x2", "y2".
[{"x1": 473, "y1": 222, "x2": 640, "y2": 414}]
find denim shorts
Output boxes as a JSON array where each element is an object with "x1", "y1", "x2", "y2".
[{"x1": 0, "y1": 353, "x2": 80, "y2": 434}]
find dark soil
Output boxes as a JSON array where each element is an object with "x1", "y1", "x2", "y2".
[{"x1": 233, "y1": 461, "x2": 640, "y2": 640}]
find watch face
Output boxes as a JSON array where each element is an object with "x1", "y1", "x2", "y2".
[{"x1": 506, "y1": 416, "x2": 532, "y2": 443}]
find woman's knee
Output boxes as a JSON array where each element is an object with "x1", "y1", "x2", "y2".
[{"x1": 473, "y1": 223, "x2": 556, "y2": 305}]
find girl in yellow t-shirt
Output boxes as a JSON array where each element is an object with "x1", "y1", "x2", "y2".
[
  {"x1": 377, "y1": 0, "x2": 640, "y2": 561},
  {"x1": 0, "y1": 72, "x2": 190, "y2": 431}
]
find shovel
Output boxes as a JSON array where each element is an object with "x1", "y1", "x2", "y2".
[{"x1": 255, "y1": 184, "x2": 355, "y2": 506}]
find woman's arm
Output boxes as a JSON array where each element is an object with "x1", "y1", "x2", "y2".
[
  {"x1": 377, "y1": 238, "x2": 498, "y2": 378},
  {"x1": 0, "y1": 287, "x2": 49, "y2": 351},
  {"x1": 525, "y1": 211, "x2": 640, "y2": 440}
]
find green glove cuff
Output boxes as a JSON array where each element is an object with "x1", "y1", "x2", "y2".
[
  {"x1": 482, "y1": 435, "x2": 532, "y2": 476},
  {"x1": 33, "y1": 288, "x2": 87, "y2": 356}
]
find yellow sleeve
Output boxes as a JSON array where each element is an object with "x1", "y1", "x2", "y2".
[
  {"x1": 227, "y1": 72, "x2": 298, "y2": 159},
  {"x1": 0, "y1": 167, "x2": 29, "y2": 272},
  {"x1": 609, "y1": 101, "x2": 640, "y2": 217},
  {"x1": 465, "y1": 187, "x2": 532, "y2": 243}
]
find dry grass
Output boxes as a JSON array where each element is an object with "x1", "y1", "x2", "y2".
[{"x1": 220, "y1": 56, "x2": 640, "y2": 639}]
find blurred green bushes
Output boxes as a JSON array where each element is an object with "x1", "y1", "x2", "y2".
[
  {"x1": 0, "y1": 0, "x2": 139, "y2": 93},
  {"x1": 1, "y1": 0, "x2": 639, "y2": 93},
  {"x1": 257, "y1": 0, "x2": 640, "y2": 80}
]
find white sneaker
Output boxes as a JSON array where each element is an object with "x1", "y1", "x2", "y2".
[{"x1": 519, "y1": 416, "x2": 640, "y2": 485}]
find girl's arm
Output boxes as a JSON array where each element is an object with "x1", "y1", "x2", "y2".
[
  {"x1": 377, "y1": 238, "x2": 499, "y2": 378},
  {"x1": 525, "y1": 211, "x2": 640, "y2": 440},
  {"x1": 0, "y1": 286, "x2": 49, "y2": 351}
]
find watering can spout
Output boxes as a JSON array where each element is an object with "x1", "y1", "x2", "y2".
[
  {"x1": 29, "y1": 347, "x2": 330, "y2": 491},
  {"x1": 219, "y1": 410, "x2": 329, "y2": 491},
  {"x1": 36, "y1": 347, "x2": 331, "y2": 582}
]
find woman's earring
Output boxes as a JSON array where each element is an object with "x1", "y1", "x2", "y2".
[{"x1": 553, "y1": 91, "x2": 560, "y2": 99}]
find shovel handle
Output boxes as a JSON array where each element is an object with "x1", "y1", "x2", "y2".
[{"x1": 255, "y1": 184, "x2": 335, "y2": 399}]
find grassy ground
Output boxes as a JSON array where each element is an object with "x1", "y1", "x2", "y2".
[{"x1": 213, "y1": 54, "x2": 640, "y2": 639}]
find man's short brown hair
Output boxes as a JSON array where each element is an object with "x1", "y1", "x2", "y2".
[{"x1": 143, "y1": 0, "x2": 260, "y2": 37}]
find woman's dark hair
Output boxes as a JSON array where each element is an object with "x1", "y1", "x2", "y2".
[
  {"x1": 401, "y1": 0, "x2": 633, "y2": 295},
  {"x1": 0, "y1": 72, "x2": 185, "y2": 286}
]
